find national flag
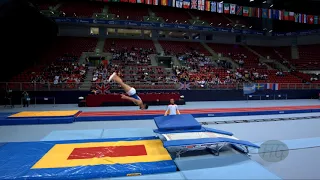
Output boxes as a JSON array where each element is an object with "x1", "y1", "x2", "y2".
[
  {"x1": 191, "y1": 0, "x2": 197, "y2": 9},
  {"x1": 96, "y1": 83, "x2": 110, "y2": 94},
  {"x1": 303, "y1": 14, "x2": 307, "y2": 23},
  {"x1": 273, "y1": 9, "x2": 278, "y2": 19},
  {"x1": 236, "y1": 6, "x2": 243, "y2": 15},
  {"x1": 243, "y1": 6, "x2": 249, "y2": 17},
  {"x1": 171, "y1": 0, "x2": 175, "y2": 7},
  {"x1": 294, "y1": 14, "x2": 299, "y2": 23},
  {"x1": 230, "y1": 4, "x2": 236, "y2": 14},
  {"x1": 210, "y1": 1, "x2": 216, "y2": 12},
  {"x1": 153, "y1": 0, "x2": 159, "y2": 5},
  {"x1": 262, "y1": 8, "x2": 267, "y2": 18},
  {"x1": 255, "y1": 83, "x2": 265, "y2": 90},
  {"x1": 267, "y1": 83, "x2": 280, "y2": 90},
  {"x1": 197, "y1": 0, "x2": 204, "y2": 11},
  {"x1": 278, "y1": 10, "x2": 283, "y2": 20},
  {"x1": 289, "y1": 12, "x2": 295, "y2": 21},
  {"x1": 176, "y1": 0, "x2": 182, "y2": 8},
  {"x1": 32, "y1": 139, "x2": 172, "y2": 169},
  {"x1": 268, "y1": 9, "x2": 272, "y2": 18},
  {"x1": 217, "y1": 2, "x2": 223, "y2": 13},
  {"x1": 307, "y1": 15, "x2": 314, "y2": 24},
  {"x1": 183, "y1": 0, "x2": 190, "y2": 8},
  {"x1": 298, "y1": 13, "x2": 302, "y2": 23},
  {"x1": 205, "y1": 0, "x2": 210, "y2": 11},
  {"x1": 255, "y1": 8, "x2": 261, "y2": 18},
  {"x1": 179, "y1": 82, "x2": 191, "y2": 90},
  {"x1": 283, "y1": 11, "x2": 289, "y2": 20},
  {"x1": 161, "y1": 0, "x2": 168, "y2": 6},
  {"x1": 120, "y1": 0, "x2": 128, "y2": 2},
  {"x1": 266, "y1": 83, "x2": 273, "y2": 90},
  {"x1": 314, "y1": 16, "x2": 318, "y2": 24},
  {"x1": 243, "y1": 83, "x2": 256, "y2": 95},
  {"x1": 248, "y1": 7, "x2": 254, "y2": 17},
  {"x1": 129, "y1": 0, "x2": 136, "y2": 3},
  {"x1": 223, "y1": 3, "x2": 230, "y2": 14},
  {"x1": 145, "y1": 0, "x2": 152, "y2": 4}
]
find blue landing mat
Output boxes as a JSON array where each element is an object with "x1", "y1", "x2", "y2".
[
  {"x1": 0, "y1": 137, "x2": 176, "y2": 180},
  {"x1": 175, "y1": 154, "x2": 281, "y2": 179},
  {"x1": 251, "y1": 137, "x2": 320, "y2": 154},
  {"x1": 154, "y1": 114, "x2": 201, "y2": 131},
  {"x1": 0, "y1": 116, "x2": 74, "y2": 125}
]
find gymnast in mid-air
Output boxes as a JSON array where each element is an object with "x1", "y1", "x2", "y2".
[{"x1": 108, "y1": 72, "x2": 148, "y2": 110}]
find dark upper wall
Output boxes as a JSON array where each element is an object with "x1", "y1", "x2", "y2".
[
  {"x1": 0, "y1": 0, "x2": 58, "y2": 81},
  {"x1": 58, "y1": 24, "x2": 320, "y2": 47}
]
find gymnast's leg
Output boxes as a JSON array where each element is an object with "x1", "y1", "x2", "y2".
[{"x1": 108, "y1": 72, "x2": 132, "y2": 92}]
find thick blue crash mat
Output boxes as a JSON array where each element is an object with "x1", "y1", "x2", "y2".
[
  {"x1": 154, "y1": 114, "x2": 201, "y2": 131},
  {"x1": 0, "y1": 110, "x2": 79, "y2": 126},
  {"x1": 0, "y1": 137, "x2": 176, "y2": 180},
  {"x1": 0, "y1": 117, "x2": 75, "y2": 125}
]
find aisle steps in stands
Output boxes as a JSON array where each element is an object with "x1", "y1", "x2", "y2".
[
  {"x1": 291, "y1": 45, "x2": 299, "y2": 59},
  {"x1": 79, "y1": 67, "x2": 95, "y2": 90},
  {"x1": 153, "y1": 39, "x2": 164, "y2": 54},
  {"x1": 95, "y1": 38, "x2": 105, "y2": 54},
  {"x1": 243, "y1": 45, "x2": 273, "y2": 70},
  {"x1": 202, "y1": 42, "x2": 218, "y2": 58},
  {"x1": 53, "y1": 3, "x2": 62, "y2": 10},
  {"x1": 149, "y1": 54, "x2": 158, "y2": 66},
  {"x1": 171, "y1": 56, "x2": 182, "y2": 67},
  {"x1": 204, "y1": 43, "x2": 238, "y2": 69}
]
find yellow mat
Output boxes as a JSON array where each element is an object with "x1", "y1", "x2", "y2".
[
  {"x1": 9, "y1": 110, "x2": 80, "y2": 118},
  {"x1": 32, "y1": 139, "x2": 171, "y2": 169}
]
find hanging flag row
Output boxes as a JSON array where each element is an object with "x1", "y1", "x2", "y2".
[{"x1": 102, "y1": 0, "x2": 319, "y2": 24}]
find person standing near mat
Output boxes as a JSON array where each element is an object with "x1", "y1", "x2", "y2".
[
  {"x1": 108, "y1": 72, "x2": 148, "y2": 110},
  {"x1": 164, "y1": 99, "x2": 180, "y2": 116}
]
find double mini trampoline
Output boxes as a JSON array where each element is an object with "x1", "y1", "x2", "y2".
[{"x1": 154, "y1": 114, "x2": 259, "y2": 158}]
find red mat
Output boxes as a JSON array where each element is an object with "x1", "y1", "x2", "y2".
[{"x1": 78, "y1": 105, "x2": 320, "y2": 117}]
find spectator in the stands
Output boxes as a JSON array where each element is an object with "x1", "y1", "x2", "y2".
[{"x1": 276, "y1": 71, "x2": 284, "y2": 76}]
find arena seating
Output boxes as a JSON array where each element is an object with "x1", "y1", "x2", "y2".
[
  {"x1": 104, "y1": 39, "x2": 155, "y2": 51},
  {"x1": 86, "y1": 92, "x2": 181, "y2": 106},
  {"x1": 226, "y1": 15, "x2": 251, "y2": 28},
  {"x1": 43, "y1": 37, "x2": 98, "y2": 63},
  {"x1": 8, "y1": 37, "x2": 96, "y2": 90},
  {"x1": 207, "y1": 43, "x2": 263, "y2": 69},
  {"x1": 254, "y1": 70, "x2": 302, "y2": 83},
  {"x1": 59, "y1": 2, "x2": 103, "y2": 17},
  {"x1": 190, "y1": 11, "x2": 231, "y2": 27},
  {"x1": 108, "y1": 3, "x2": 149, "y2": 21},
  {"x1": 273, "y1": 46, "x2": 293, "y2": 66},
  {"x1": 274, "y1": 47, "x2": 292, "y2": 60},
  {"x1": 151, "y1": 7, "x2": 192, "y2": 24},
  {"x1": 104, "y1": 38, "x2": 155, "y2": 66},
  {"x1": 295, "y1": 45, "x2": 320, "y2": 70},
  {"x1": 38, "y1": 2, "x2": 57, "y2": 10},
  {"x1": 291, "y1": 71, "x2": 320, "y2": 83},
  {"x1": 249, "y1": 46, "x2": 283, "y2": 60},
  {"x1": 159, "y1": 41, "x2": 210, "y2": 56}
]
